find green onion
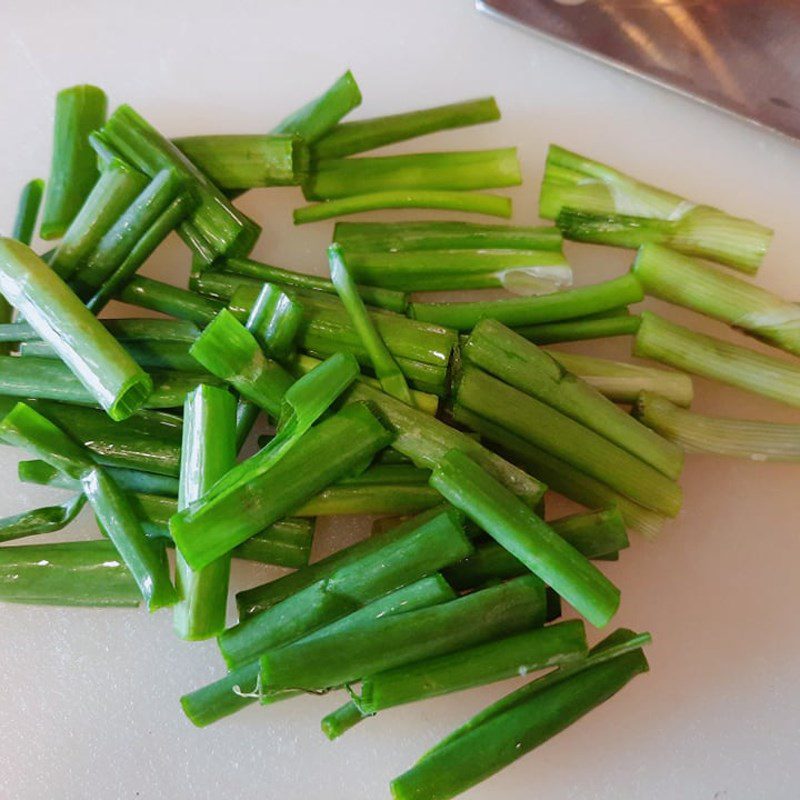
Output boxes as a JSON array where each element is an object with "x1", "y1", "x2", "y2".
[
  {"x1": 12, "y1": 178, "x2": 45, "y2": 246},
  {"x1": 304, "y1": 149, "x2": 522, "y2": 201},
  {"x1": 86, "y1": 192, "x2": 197, "y2": 314},
  {"x1": 294, "y1": 190, "x2": 512, "y2": 224},
  {"x1": 237, "y1": 505, "x2": 458, "y2": 618},
  {"x1": 11, "y1": 317, "x2": 201, "y2": 344},
  {"x1": 455, "y1": 365, "x2": 682, "y2": 516},
  {"x1": 174, "y1": 134, "x2": 307, "y2": 189},
  {"x1": 245, "y1": 283, "x2": 304, "y2": 360},
  {"x1": 390, "y1": 629, "x2": 649, "y2": 800},
  {"x1": 225, "y1": 256, "x2": 408, "y2": 313},
  {"x1": 70, "y1": 169, "x2": 186, "y2": 299},
  {"x1": 221, "y1": 507, "x2": 471, "y2": 668},
  {"x1": 312, "y1": 97, "x2": 500, "y2": 159},
  {"x1": 431, "y1": 449, "x2": 620, "y2": 627},
  {"x1": 173, "y1": 385, "x2": 237, "y2": 640},
  {"x1": 102, "y1": 104, "x2": 260, "y2": 263},
  {"x1": 18, "y1": 460, "x2": 180, "y2": 497},
  {"x1": 0, "y1": 239, "x2": 153, "y2": 420},
  {"x1": 540, "y1": 144, "x2": 772, "y2": 273},
  {"x1": 47, "y1": 158, "x2": 149, "y2": 280},
  {"x1": 295, "y1": 484, "x2": 440, "y2": 517},
  {"x1": 40, "y1": 85, "x2": 107, "y2": 240},
  {"x1": 356, "y1": 619, "x2": 587, "y2": 717},
  {"x1": 171, "y1": 402, "x2": 391, "y2": 571},
  {"x1": 0, "y1": 540, "x2": 141, "y2": 607},
  {"x1": 189, "y1": 309, "x2": 294, "y2": 417},
  {"x1": 548, "y1": 350, "x2": 694, "y2": 406},
  {"x1": 463, "y1": 319, "x2": 683, "y2": 478},
  {"x1": 180, "y1": 574, "x2": 449, "y2": 728},
  {"x1": 329, "y1": 244, "x2": 414, "y2": 404},
  {"x1": 633, "y1": 243, "x2": 800, "y2": 357},
  {"x1": 341, "y1": 249, "x2": 572, "y2": 294},
  {"x1": 0, "y1": 356, "x2": 218, "y2": 410},
  {"x1": 117, "y1": 276, "x2": 224, "y2": 325},
  {"x1": 0, "y1": 494, "x2": 86, "y2": 544},
  {"x1": 271, "y1": 70, "x2": 362, "y2": 144},
  {"x1": 258, "y1": 575, "x2": 546, "y2": 693},
  {"x1": 0, "y1": 402, "x2": 176, "y2": 610},
  {"x1": 515, "y1": 311, "x2": 640, "y2": 344},
  {"x1": 334, "y1": 220, "x2": 563, "y2": 252},
  {"x1": 635, "y1": 311, "x2": 800, "y2": 408},
  {"x1": 348, "y1": 380, "x2": 547, "y2": 506},
  {"x1": 444, "y1": 508, "x2": 629, "y2": 591},
  {"x1": 452, "y1": 405, "x2": 666, "y2": 539},
  {"x1": 409, "y1": 273, "x2": 643, "y2": 331},
  {"x1": 229, "y1": 518, "x2": 313, "y2": 567},
  {"x1": 635, "y1": 391, "x2": 800, "y2": 461}
]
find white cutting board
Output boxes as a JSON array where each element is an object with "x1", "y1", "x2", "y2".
[{"x1": 1, "y1": 2, "x2": 799, "y2": 798}]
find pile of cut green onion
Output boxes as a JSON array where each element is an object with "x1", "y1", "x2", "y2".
[{"x1": 1, "y1": 71, "x2": 794, "y2": 799}]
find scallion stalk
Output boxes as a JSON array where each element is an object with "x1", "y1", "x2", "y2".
[
  {"x1": 295, "y1": 484, "x2": 440, "y2": 517},
  {"x1": 12, "y1": 178, "x2": 45, "y2": 246},
  {"x1": 174, "y1": 134, "x2": 307, "y2": 189},
  {"x1": 294, "y1": 190, "x2": 512, "y2": 224},
  {"x1": 635, "y1": 311, "x2": 800, "y2": 408},
  {"x1": 116, "y1": 276, "x2": 224, "y2": 325},
  {"x1": 0, "y1": 239, "x2": 153, "y2": 420},
  {"x1": 409, "y1": 274, "x2": 643, "y2": 331},
  {"x1": 540, "y1": 144, "x2": 772, "y2": 273},
  {"x1": 463, "y1": 319, "x2": 683, "y2": 478},
  {"x1": 548, "y1": 350, "x2": 694, "y2": 406},
  {"x1": 40, "y1": 85, "x2": 107, "y2": 240},
  {"x1": 304, "y1": 148, "x2": 522, "y2": 200},
  {"x1": 635, "y1": 391, "x2": 800, "y2": 461},
  {"x1": 634, "y1": 243, "x2": 800, "y2": 357},
  {"x1": 0, "y1": 494, "x2": 86, "y2": 544},
  {"x1": 515, "y1": 311, "x2": 640, "y2": 344},
  {"x1": 312, "y1": 97, "x2": 500, "y2": 159},
  {"x1": 0, "y1": 540, "x2": 141, "y2": 607}
]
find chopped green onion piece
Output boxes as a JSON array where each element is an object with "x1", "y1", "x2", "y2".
[
  {"x1": 117, "y1": 276, "x2": 223, "y2": 325},
  {"x1": 48, "y1": 158, "x2": 149, "y2": 280},
  {"x1": 174, "y1": 134, "x2": 307, "y2": 189},
  {"x1": 304, "y1": 148, "x2": 522, "y2": 201},
  {"x1": 102, "y1": 104, "x2": 260, "y2": 263},
  {"x1": 0, "y1": 494, "x2": 86, "y2": 544},
  {"x1": 329, "y1": 244, "x2": 414, "y2": 405},
  {"x1": 456, "y1": 365, "x2": 682, "y2": 516},
  {"x1": 312, "y1": 97, "x2": 500, "y2": 159},
  {"x1": 548, "y1": 350, "x2": 693, "y2": 406},
  {"x1": 0, "y1": 240, "x2": 153, "y2": 420},
  {"x1": 431, "y1": 449, "x2": 620, "y2": 627},
  {"x1": 358, "y1": 619, "x2": 587, "y2": 716},
  {"x1": 514, "y1": 312, "x2": 640, "y2": 344},
  {"x1": 409, "y1": 274, "x2": 644, "y2": 331},
  {"x1": 174, "y1": 385, "x2": 237, "y2": 640},
  {"x1": 635, "y1": 391, "x2": 800, "y2": 461},
  {"x1": 12, "y1": 178, "x2": 45, "y2": 246},
  {"x1": 0, "y1": 403, "x2": 176, "y2": 610},
  {"x1": 189, "y1": 309, "x2": 294, "y2": 417},
  {"x1": 463, "y1": 319, "x2": 683, "y2": 478},
  {"x1": 334, "y1": 221, "x2": 563, "y2": 252},
  {"x1": 225, "y1": 256, "x2": 408, "y2": 313},
  {"x1": 0, "y1": 540, "x2": 141, "y2": 607},
  {"x1": 294, "y1": 483, "x2": 440, "y2": 517},
  {"x1": 271, "y1": 70, "x2": 362, "y2": 144},
  {"x1": 452, "y1": 405, "x2": 666, "y2": 539},
  {"x1": 540, "y1": 144, "x2": 772, "y2": 273},
  {"x1": 40, "y1": 85, "x2": 107, "y2": 240},
  {"x1": 634, "y1": 243, "x2": 800, "y2": 357},
  {"x1": 171, "y1": 402, "x2": 391, "y2": 570},
  {"x1": 237, "y1": 505, "x2": 458, "y2": 618},
  {"x1": 635, "y1": 311, "x2": 800, "y2": 408},
  {"x1": 341, "y1": 249, "x2": 572, "y2": 294},
  {"x1": 294, "y1": 190, "x2": 512, "y2": 224},
  {"x1": 390, "y1": 630, "x2": 649, "y2": 800},
  {"x1": 444, "y1": 508, "x2": 629, "y2": 590},
  {"x1": 259, "y1": 576, "x2": 546, "y2": 693},
  {"x1": 246, "y1": 283, "x2": 304, "y2": 360}
]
